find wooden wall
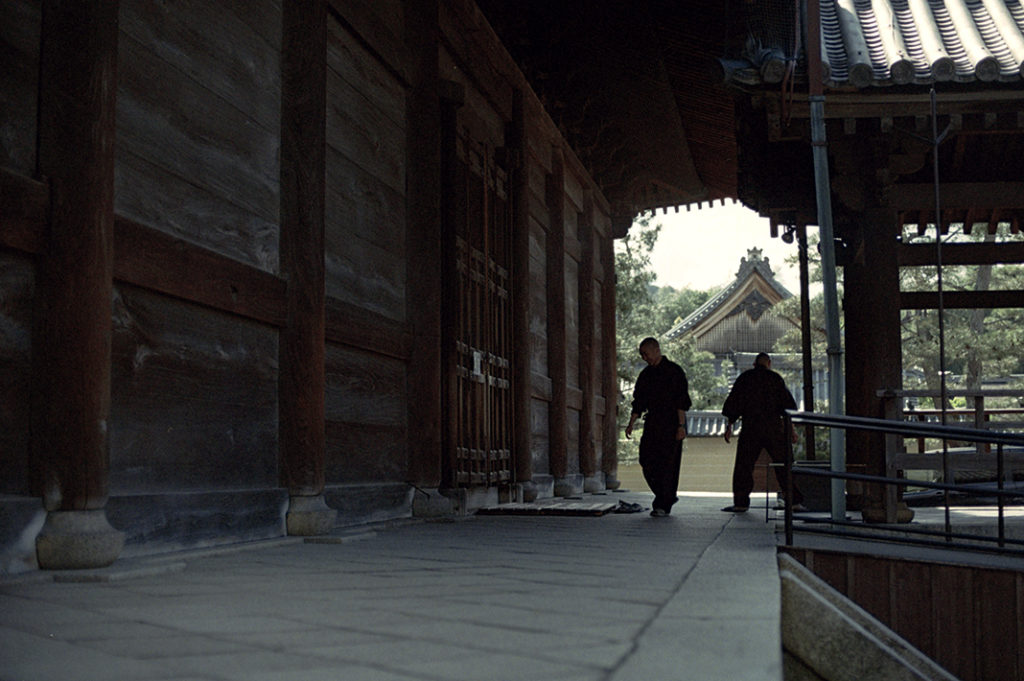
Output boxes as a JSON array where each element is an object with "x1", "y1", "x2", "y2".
[
  {"x1": 0, "y1": 0, "x2": 620, "y2": 545},
  {"x1": 784, "y1": 547, "x2": 1024, "y2": 681}
]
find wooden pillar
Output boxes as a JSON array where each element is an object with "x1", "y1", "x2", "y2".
[
  {"x1": 843, "y1": 205, "x2": 910, "y2": 522},
  {"x1": 32, "y1": 0, "x2": 124, "y2": 569},
  {"x1": 279, "y1": 0, "x2": 334, "y2": 535},
  {"x1": 546, "y1": 148, "x2": 574, "y2": 496},
  {"x1": 509, "y1": 89, "x2": 536, "y2": 500},
  {"x1": 405, "y1": 0, "x2": 451, "y2": 516},
  {"x1": 600, "y1": 233, "x2": 620, "y2": 489},
  {"x1": 578, "y1": 198, "x2": 601, "y2": 492}
]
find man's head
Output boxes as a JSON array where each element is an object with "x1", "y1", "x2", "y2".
[
  {"x1": 754, "y1": 352, "x2": 771, "y2": 368},
  {"x1": 639, "y1": 337, "x2": 662, "y2": 366}
]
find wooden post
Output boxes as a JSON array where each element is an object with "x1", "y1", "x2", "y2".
[
  {"x1": 279, "y1": 0, "x2": 335, "y2": 535},
  {"x1": 579, "y1": 198, "x2": 600, "y2": 492},
  {"x1": 600, "y1": 232, "x2": 620, "y2": 489},
  {"x1": 546, "y1": 148, "x2": 574, "y2": 496},
  {"x1": 406, "y1": 0, "x2": 451, "y2": 516},
  {"x1": 33, "y1": 0, "x2": 124, "y2": 569},
  {"x1": 509, "y1": 89, "x2": 536, "y2": 500},
  {"x1": 843, "y1": 206, "x2": 910, "y2": 522}
]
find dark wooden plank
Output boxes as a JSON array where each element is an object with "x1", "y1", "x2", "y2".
[
  {"x1": 114, "y1": 147, "x2": 280, "y2": 274},
  {"x1": 976, "y1": 570, "x2": 1018, "y2": 681},
  {"x1": 325, "y1": 421, "x2": 407, "y2": 483},
  {"x1": 901, "y1": 290, "x2": 1024, "y2": 310},
  {"x1": 119, "y1": 0, "x2": 281, "y2": 131},
  {"x1": 114, "y1": 216, "x2": 287, "y2": 327},
  {"x1": 324, "y1": 226, "x2": 407, "y2": 322},
  {"x1": 931, "y1": 564, "x2": 975, "y2": 681},
  {"x1": 850, "y1": 557, "x2": 894, "y2": 625},
  {"x1": 898, "y1": 242, "x2": 1024, "y2": 266},
  {"x1": 325, "y1": 145, "x2": 406, "y2": 253},
  {"x1": 890, "y1": 559, "x2": 934, "y2": 660},
  {"x1": 117, "y1": 30, "x2": 280, "y2": 233},
  {"x1": 327, "y1": 0, "x2": 408, "y2": 85},
  {"x1": 565, "y1": 252, "x2": 580, "y2": 386},
  {"x1": 327, "y1": 14, "x2": 405, "y2": 130},
  {"x1": 0, "y1": 168, "x2": 47, "y2": 255},
  {"x1": 325, "y1": 343, "x2": 407, "y2": 427},
  {"x1": 325, "y1": 62, "x2": 405, "y2": 195},
  {"x1": 33, "y1": 0, "x2": 119, "y2": 512},
  {"x1": 324, "y1": 296, "x2": 411, "y2": 360},
  {"x1": 807, "y1": 551, "x2": 849, "y2": 596},
  {"x1": 0, "y1": 253, "x2": 34, "y2": 495},
  {"x1": 109, "y1": 285, "x2": 279, "y2": 494},
  {"x1": 0, "y1": 0, "x2": 40, "y2": 174},
  {"x1": 279, "y1": 0, "x2": 327, "y2": 497},
  {"x1": 546, "y1": 148, "x2": 568, "y2": 481}
]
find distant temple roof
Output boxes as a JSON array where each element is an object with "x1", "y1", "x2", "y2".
[{"x1": 666, "y1": 248, "x2": 798, "y2": 355}]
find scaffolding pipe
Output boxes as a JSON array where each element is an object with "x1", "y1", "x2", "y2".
[{"x1": 807, "y1": 0, "x2": 846, "y2": 522}]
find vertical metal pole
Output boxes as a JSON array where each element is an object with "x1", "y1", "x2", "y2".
[
  {"x1": 798, "y1": 224, "x2": 816, "y2": 456},
  {"x1": 807, "y1": 0, "x2": 846, "y2": 523},
  {"x1": 997, "y1": 443, "x2": 1005, "y2": 548},
  {"x1": 931, "y1": 87, "x2": 953, "y2": 542},
  {"x1": 785, "y1": 413, "x2": 794, "y2": 545}
]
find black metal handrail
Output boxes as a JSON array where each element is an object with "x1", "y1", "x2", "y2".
[{"x1": 782, "y1": 410, "x2": 1024, "y2": 556}]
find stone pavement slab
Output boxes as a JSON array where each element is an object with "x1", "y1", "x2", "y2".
[{"x1": 0, "y1": 493, "x2": 781, "y2": 681}]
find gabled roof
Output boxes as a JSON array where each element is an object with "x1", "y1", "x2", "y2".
[{"x1": 666, "y1": 248, "x2": 797, "y2": 354}]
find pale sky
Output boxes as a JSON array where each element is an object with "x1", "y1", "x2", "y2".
[{"x1": 643, "y1": 201, "x2": 804, "y2": 294}]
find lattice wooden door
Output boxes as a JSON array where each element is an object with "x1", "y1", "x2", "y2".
[{"x1": 448, "y1": 131, "x2": 513, "y2": 488}]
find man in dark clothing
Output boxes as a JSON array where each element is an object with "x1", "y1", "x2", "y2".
[
  {"x1": 721, "y1": 352, "x2": 803, "y2": 513},
  {"x1": 625, "y1": 337, "x2": 692, "y2": 517}
]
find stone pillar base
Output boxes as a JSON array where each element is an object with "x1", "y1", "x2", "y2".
[
  {"x1": 583, "y1": 474, "x2": 604, "y2": 493},
  {"x1": 36, "y1": 509, "x2": 124, "y2": 570},
  {"x1": 286, "y1": 494, "x2": 337, "y2": 536},
  {"x1": 861, "y1": 501, "x2": 914, "y2": 524},
  {"x1": 554, "y1": 475, "x2": 583, "y2": 497},
  {"x1": 412, "y1": 488, "x2": 455, "y2": 518},
  {"x1": 604, "y1": 473, "x2": 621, "y2": 491},
  {"x1": 519, "y1": 480, "x2": 538, "y2": 503}
]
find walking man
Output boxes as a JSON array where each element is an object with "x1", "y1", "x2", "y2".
[
  {"x1": 625, "y1": 337, "x2": 692, "y2": 517},
  {"x1": 721, "y1": 352, "x2": 803, "y2": 513}
]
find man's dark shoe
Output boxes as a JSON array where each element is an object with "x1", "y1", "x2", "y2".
[
  {"x1": 650, "y1": 508, "x2": 668, "y2": 517},
  {"x1": 721, "y1": 505, "x2": 749, "y2": 513}
]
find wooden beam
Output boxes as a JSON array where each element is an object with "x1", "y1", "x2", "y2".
[
  {"x1": 279, "y1": 0, "x2": 328, "y2": 498},
  {"x1": 114, "y1": 217, "x2": 287, "y2": 327},
  {"x1": 600, "y1": 231, "x2": 619, "y2": 487},
  {"x1": 33, "y1": 0, "x2": 119, "y2": 512},
  {"x1": 324, "y1": 297, "x2": 410, "y2": 360},
  {"x1": 510, "y1": 87, "x2": 534, "y2": 491},
  {"x1": 900, "y1": 290, "x2": 1024, "y2": 309},
  {"x1": 898, "y1": 242, "x2": 1024, "y2": 266},
  {"x1": 406, "y1": 0, "x2": 444, "y2": 489},
  {"x1": 0, "y1": 168, "x2": 47, "y2": 254},
  {"x1": 546, "y1": 147, "x2": 569, "y2": 487},
  {"x1": 578, "y1": 197, "x2": 597, "y2": 485},
  {"x1": 887, "y1": 183, "x2": 1024, "y2": 211}
]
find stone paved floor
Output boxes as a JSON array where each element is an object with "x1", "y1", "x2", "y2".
[{"x1": 0, "y1": 492, "x2": 782, "y2": 681}]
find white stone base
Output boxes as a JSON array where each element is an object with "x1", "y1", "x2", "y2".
[
  {"x1": 36, "y1": 509, "x2": 124, "y2": 570},
  {"x1": 286, "y1": 494, "x2": 338, "y2": 536}
]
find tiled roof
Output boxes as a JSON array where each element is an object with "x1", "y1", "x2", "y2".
[
  {"x1": 734, "y1": 0, "x2": 1024, "y2": 88},
  {"x1": 822, "y1": 0, "x2": 1024, "y2": 86}
]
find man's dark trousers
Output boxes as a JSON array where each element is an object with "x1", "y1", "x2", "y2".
[
  {"x1": 639, "y1": 419, "x2": 682, "y2": 513},
  {"x1": 732, "y1": 418, "x2": 802, "y2": 509}
]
